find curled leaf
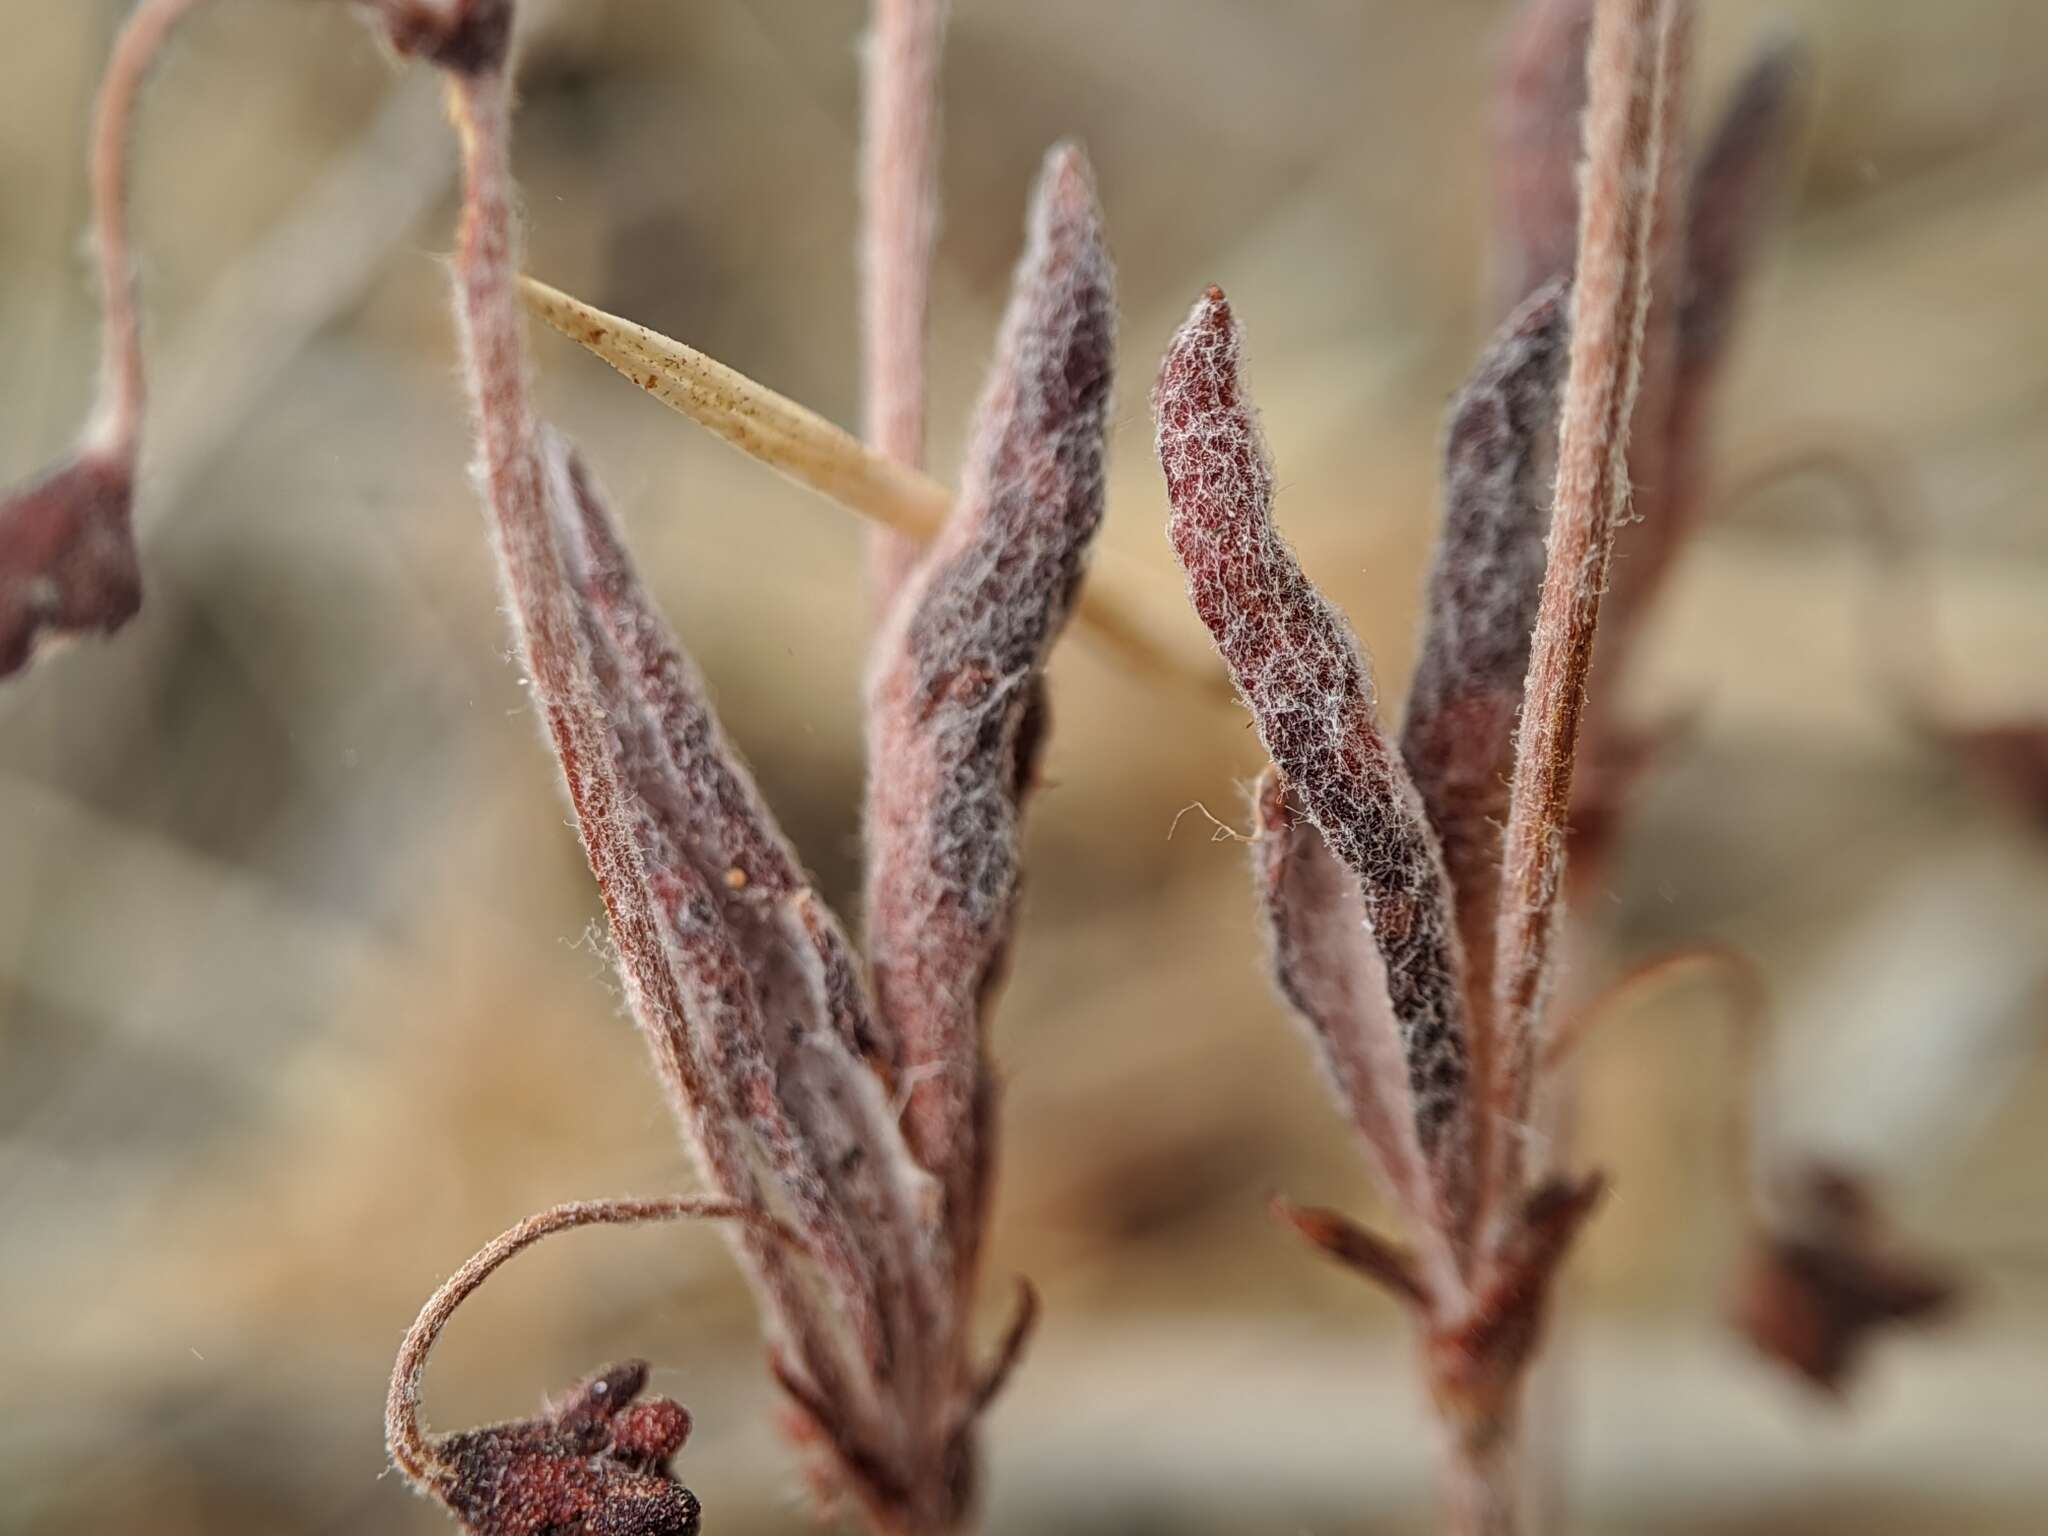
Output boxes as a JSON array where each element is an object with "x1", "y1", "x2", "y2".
[{"x1": 1156, "y1": 285, "x2": 1472, "y2": 1188}]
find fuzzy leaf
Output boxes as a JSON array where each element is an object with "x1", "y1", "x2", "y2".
[
  {"x1": 1252, "y1": 769, "x2": 1445, "y2": 1243},
  {"x1": 863, "y1": 142, "x2": 1115, "y2": 1266},
  {"x1": 1156, "y1": 286, "x2": 1472, "y2": 1181},
  {"x1": 1401, "y1": 280, "x2": 1568, "y2": 1081}
]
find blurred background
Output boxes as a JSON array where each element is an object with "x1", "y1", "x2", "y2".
[{"x1": 3, "y1": 1, "x2": 2046, "y2": 1531}]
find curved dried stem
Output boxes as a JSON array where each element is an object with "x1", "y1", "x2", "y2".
[
  {"x1": 1716, "y1": 427, "x2": 1945, "y2": 730},
  {"x1": 386, "y1": 1195, "x2": 772, "y2": 1488},
  {"x1": 968, "y1": 1278, "x2": 1041, "y2": 1415},
  {"x1": 1543, "y1": 941, "x2": 1768, "y2": 1194},
  {"x1": 0, "y1": 0, "x2": 208, "y2": 678},
  {"x1": 87, "y1": 0, "x2": 210, "y2": 457}
]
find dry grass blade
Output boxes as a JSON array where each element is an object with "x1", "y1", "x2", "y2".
[
  {"x1": 521, "y1": 273, "x2": 951, "y2": 538},
  {"x1": 520, "y1": 274, "x2": 1216, "y2": 697}
]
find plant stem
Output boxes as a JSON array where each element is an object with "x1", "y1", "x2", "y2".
[
  {"x1": 1488, "y1": 0, "x2": 1677, "y2": 1218},
  {"x1": 86, "y1": 0, "x2": 210, "y2": 458},
  {"x1": 861, "y1": 0, "x2": 946, "y2": 602},
  {"x1": 386, "y1": 1195, "x2": 759, "y2": 1489},
  {"x1": 1443, "y1": 1415, "x2": 1524, "y2": 1536}
]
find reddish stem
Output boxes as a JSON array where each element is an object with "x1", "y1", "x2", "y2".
[
  {"x1": 85, "y1": 0, "x2": 209, "y2": 458},
  {"x1": 1488, "y1": 0, "x2": 1677, "y2": 1218},
  {"x1": 386, "y1": 1195, "x2": 764, "y2": 1489},
  {"x1": 862, "y1": 0, "x2": 947, "y2": 604}
]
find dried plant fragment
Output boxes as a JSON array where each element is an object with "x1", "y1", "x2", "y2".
[
  {"x1": 0, "y1": 457, "x2": 141, "y2": 677},
  {"x1": 862, "y1": 0, "x2": 948, "y2": 601},
  {"x1": 1157, "y1": 285, "x2": 1473, "y2": 1203},
  {"x1": 866, "y1": 140, "x2": 1114, "y2": 1275},
  {"x1": 1401, "y1": 280, "x2": 1568, "y2": 1100},
  {"x1": 1274, "y1": 1196, "x2": 1429, "y2": 1308},
  {"x1": 386, "y1": 1197, "x2": 779, "y2": 1536},
  {"x1": 422, "y1": 1363, "x2": 701, "y2": 1536},
  {"x1": 521, "y1": 275, "x2": 954, "y2": 545},
  {"x1": 0, "y1": 0, "x2": 210, "y2": 678},
  {"x1": 1730, "y1": 1163, "x2": 1960, "y2": 1396}
]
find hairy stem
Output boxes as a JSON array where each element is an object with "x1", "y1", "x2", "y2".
[
  {"x1": 1489, "y1": 0, "x2": 1676, "y2": 1213},
  {"x1": 862, "y1": 0, "x2": 947, "y2": 602},
  {"x1": 386, "y1": 1195, "x2": 760, "y2": 1489},
  {"x1": 87, "y1": 0, "x2": 211, "y2": 456}
]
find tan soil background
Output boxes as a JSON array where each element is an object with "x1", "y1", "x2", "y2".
[{"x1": 2, "y1": 2, "x2": 2045, "y2": 1531}]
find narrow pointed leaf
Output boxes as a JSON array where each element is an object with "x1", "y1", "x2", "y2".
[
  {"x1": 1401, "y1": 280, "x2": 1568, "y2": 1094},
  {"x1": 1156, "y1": 285, "x2": 1473, "y2": 1189},
  {"x1": 863, "y1": 143, "x2": 1115, "y2": 1266}
]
